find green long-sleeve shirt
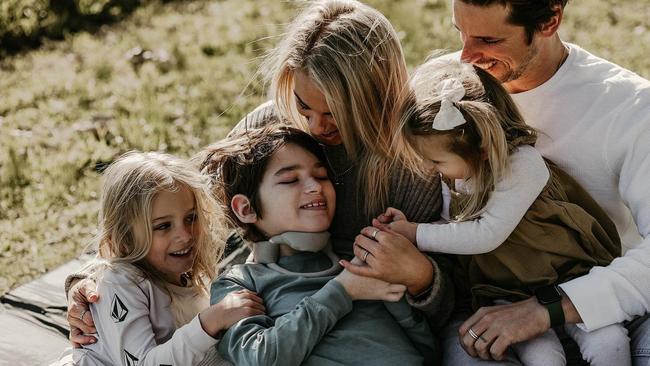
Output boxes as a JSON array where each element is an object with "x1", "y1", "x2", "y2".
[{"x1": 210, "y1": 251, "x2": 439, "y2": 366}]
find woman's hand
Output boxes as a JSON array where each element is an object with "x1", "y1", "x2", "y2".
[
  {"x1": 339, "y1": 226, "x2": 434, "y2": 295},
  {"x1": 375, "y1": 207, "x2": 418, "y2": 244},
  {"x1": 67, "y1": 278, "x2": 99, "y2": 347},
  {"x1": 201, "y1": 290, "x2": 266, "y2": 337},
  {"x1": 334, "y1": 264, "x2": 406, "y2": 302}
]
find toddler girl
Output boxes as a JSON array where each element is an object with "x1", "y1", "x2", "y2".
[
  {"x1": 68, "y1": 151, "x2": 264, "y2": 365},
  {"x1": 381, "y1": 58, "x2": 628, "y2": 366}
]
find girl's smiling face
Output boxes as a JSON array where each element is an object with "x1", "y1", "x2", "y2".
[
  {"x1": 253, "y1": 143, "x2": 336, "y2": 237},
  {"x1": 146, "y1": 185, "x2": 198, "y2": 285},
  {"x1": 415, "y1": 134, "x2": 473, "y2": 180}
]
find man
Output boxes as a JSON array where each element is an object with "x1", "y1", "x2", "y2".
[{"x1": 449, "y1": 0, "x2": 650, "y2": 364}]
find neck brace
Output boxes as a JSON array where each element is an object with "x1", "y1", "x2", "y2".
[{"x1": 253, "y1": 232, "x2": 342, "y2": 277}]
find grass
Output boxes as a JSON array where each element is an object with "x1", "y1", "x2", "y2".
[{"x1": 1, "y1": 0, "x2": 648, "y2": 295}]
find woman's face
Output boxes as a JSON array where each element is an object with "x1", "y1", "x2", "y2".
[{"x1": 293, "y1": 71, "x2": 342, "y2": 146}]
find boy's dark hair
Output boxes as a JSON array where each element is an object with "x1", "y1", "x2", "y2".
[
  {"x1": 460, "y1": 0, "x2": 568, "y2": 44},
  {"x1": 197, "y1": 125, "x2": 327, "y2": 241}
]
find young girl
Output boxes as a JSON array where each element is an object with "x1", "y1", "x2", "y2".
[
  {"x1": 379, "y1": 58, "x2": 629, "y2": 366},
  {"x1": 67, "y1": 151, "x2": 264, "y2": 365}
]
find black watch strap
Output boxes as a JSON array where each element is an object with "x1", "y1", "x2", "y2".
[
  {"x1": 545, "y1": 299, "x2": 565, "y2": 327},
  {"x1": 534, "y1": 285, "x2": 566, "y2": 328}
]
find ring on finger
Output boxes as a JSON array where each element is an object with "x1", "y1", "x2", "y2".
[
  {"x1": 362, "y1": 249, "x2": 370, "y2": 262},
  {"x1": 468, "y1": 328, "x2": 480, "y2": 341},
  {"x1": 371, "y1": 229, "x2": 380, "y2": 240},
  {"x1": 79, "y1": 308, "x2": 88, "y2": 321}
]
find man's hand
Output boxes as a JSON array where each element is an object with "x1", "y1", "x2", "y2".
[
  {"x1": 458, "y1": 297, "x2": 551, "y2": 360},
  {"x1": 339, "y1": 226, "x2": 434, "y2": 295},
  {"x1": 67, "y1": 278, "x2": 99, "y2": 347},
  {"x1": 458, "y1": 294, "x2": 582, "y2": 360}
]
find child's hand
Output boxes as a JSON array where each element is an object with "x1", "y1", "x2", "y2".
[
  {"x1": 334, "y1": 267, "x2": 406, "y2": 302},
  {"x1": 376, "y1": 207, "x2": 408, "y2": 224},
  {"x1": 374, "y1": 207, "x2": 417, "y2": 244},
  {"x1": 200, "y1": 289, "x2": 265, "y2": 337}
]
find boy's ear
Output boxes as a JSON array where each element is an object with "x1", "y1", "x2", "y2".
[{"x1": 231, "y1": 194, "x2": 257, "y2": 224}]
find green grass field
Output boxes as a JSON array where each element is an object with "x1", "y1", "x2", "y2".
[{"x1": 1, "y1": 0, "x2": 648, "y2": 295}]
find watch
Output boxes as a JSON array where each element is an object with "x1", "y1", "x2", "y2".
[{"x1": 534, "y1": 285, "x2": 565, "y2": 328}]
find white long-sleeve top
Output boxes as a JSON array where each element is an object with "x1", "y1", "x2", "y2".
[
  {"x1": 72, "y1": 267, "x2": 218, "y2": 365},
  {"x1": 416, "y1": 145, "x2": 549, "y2": 255},
  {"x1": 511, "y1": 43, "x2": 650, "y2": 331}
]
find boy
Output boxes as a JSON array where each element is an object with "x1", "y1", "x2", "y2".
[{"x1": 198, "y1": 125, "x2": 438, "y2": 365}]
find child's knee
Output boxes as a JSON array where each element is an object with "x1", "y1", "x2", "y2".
[
  {"x1": 584, "y1": 325, "x2": 629, "y2": 348},
  {"x1": 575, "y1": 325, "x2": 630, "y2": 365}
]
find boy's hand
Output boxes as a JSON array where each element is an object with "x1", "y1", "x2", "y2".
[
  {"x1": 202, "y1": 290, "x2": 266, "y2": 337},
  {"x1": 334, "y1": 266, "x2": 406, "y2": 302},
  {"x1": 374, "y1": 207, "x2": 417, "y2": 244},
  {"x1": 67, "y1": 278, "x2": 99, "y2": 347}
]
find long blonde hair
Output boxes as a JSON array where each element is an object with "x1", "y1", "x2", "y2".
[
  {"x1": 264, "y1": 0, "x2": 408, "y2": 215},
  {"x1": 399, "y1": 58, "x2": 537, "y2": 220},
  {"x1": 94, "y1": 151, "x2": 224, "y2": 295}
]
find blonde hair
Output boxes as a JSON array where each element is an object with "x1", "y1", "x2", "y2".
[
  {"x1": 264, "y1": 0, "x2": 408, "y2": 215},
  {"x1": 399, "y1": 57, "x2": 537, "y2": 220},
  {"x1": 94, "y1": 151, "x2": 224, "y2": 295}
]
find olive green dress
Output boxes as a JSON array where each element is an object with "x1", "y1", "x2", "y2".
[{"x1": 452, "y1": 162, "x2": 621, "y2": 309}]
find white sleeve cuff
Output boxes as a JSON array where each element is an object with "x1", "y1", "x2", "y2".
[
  {"x1": 559, "y1": 268, "x2": 632, "y2": 331},
  {"x1": 181, "y1": 315, "x2": 220, "y2": 353}
]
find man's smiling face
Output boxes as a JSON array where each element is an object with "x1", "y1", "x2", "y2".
[{"x1": 452, "y1": 0, "x2": 539, "y2": 91}]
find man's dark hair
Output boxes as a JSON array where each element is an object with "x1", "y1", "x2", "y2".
[
  {"x1": 461, "y1": 0, "x2": 568, "y2": 43},
  {"x1": 197, "y1": 125, "x2": 327, "y2": 241}
]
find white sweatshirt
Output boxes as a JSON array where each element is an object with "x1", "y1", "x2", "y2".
[
  {"x1": 416, "y1": 145, "x2": 549, "y2": 255},
  {"x1": 72, "y1": 268, "x2": 218, "y2": 365},
  {"x1": 511, "y1": 43, "x2": 650, "y2": 331}
]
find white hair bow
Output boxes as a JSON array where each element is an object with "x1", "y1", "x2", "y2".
[{"x1": 431, "y1": 78, "x2": 466, "y2": 130}]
